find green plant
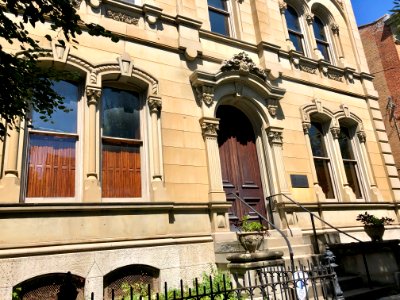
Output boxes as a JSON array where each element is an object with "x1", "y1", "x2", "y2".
[
  {"x1": 356, "y1": 212, "x2": 394, "y2": 226},
  {"x1": 237, "y1": 215, "x2": 267, "y2": 232},
  {"x1": 12, "y1": 286, "x2": 22, "y2": 300}
]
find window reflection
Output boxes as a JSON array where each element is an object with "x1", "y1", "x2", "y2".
[
  {"x1": 208, "y1": 0, "x2": 230, "y2": 36},
  {"x1": 313, "y1": 17, "x2": 330, "y2": 62},
  {"x1": 285, "y1": 6, "x2": 304, "y2": 53}
]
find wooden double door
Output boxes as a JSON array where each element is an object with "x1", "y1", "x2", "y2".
[{"x1": 216, "y1": 105, "x2": 267, "y2": 227}]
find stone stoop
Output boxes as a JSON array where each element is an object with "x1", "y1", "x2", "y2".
[{"x1": 213, "y1": 230, "x2": 316, "y2": 267}]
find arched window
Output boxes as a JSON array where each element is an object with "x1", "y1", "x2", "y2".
[
  {"x1": 313, "y1": 16, "x2": 331, "y2": 62},
  {"x1": 285, "y1": 6, "x2": 305, "y2": 54},
  {"x1": 101, "y1": 87, "x2": 142, "y2": 198},
  {"x1": 309, "y1": 121, "x2": 335, "y2": 199},
  {"x1": 338, "y1": 125, "x2": 363, "y2": 199},
  {"x1": 25, "y1": 80, "x2": 80, "y2": 198}
]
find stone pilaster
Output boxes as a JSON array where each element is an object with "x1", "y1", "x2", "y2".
[{"x1": 148, "y1": 96, "x2": 162, "y2": 181}]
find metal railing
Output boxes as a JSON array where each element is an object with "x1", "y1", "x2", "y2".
[{"x1": 266, "y1": 193, "x2": 372, "y2": 287}]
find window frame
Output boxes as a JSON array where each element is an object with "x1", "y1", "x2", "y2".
[
  {"x1": 312, "y1": 16, "x2": 333, "y2": 63},
  {"x1": 23, "y1": 80, "x2": 83, "y2": 203},
  {"x1": 207, "y1": 0, "x2": 232, "y2": 37},
  {"x1": 284, "y1": 5, "x2": 306, "y2": 55}
]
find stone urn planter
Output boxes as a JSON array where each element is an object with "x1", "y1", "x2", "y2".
[
  {"x1": 364, "y1": 225, "x2": 385, "y2": 242},
  {"x1": 237, "y1": 232, "x2": 265, "y2": 253}
]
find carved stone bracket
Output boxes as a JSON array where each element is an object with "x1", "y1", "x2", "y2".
[
  {"x1": 303, "y1": 122, "x2": 311, "y2": 134},
  {"x1": 196, "y1": 85, "x2": 215, "y2": 106},
  {"x1": 86, "y1": 87, "x2": 102, "y2": 105},
  {"x1": 267, "y1": 99, "x2": 279, "y2": 117},
  {"x1": 200, "y1": 117, "x2": 219, "y2": 138},
  {"x1": 330, "y1": 127, "x2": 340, "y2": 139},
  {"x1": 305, "y1": 13, "x2": 314, "y2": 25},
  {"x1": 148, "y1": 96, "x2": 162, "y2": 113},
  {"x1": 221, "y1": 52, "x2": 267, "y2": 80},
  {"x1": 357, "y1": 131, "x2": 366, "y2": 143},
  {"x1": 267, "y1": 128, "x2": 283, "y2": 145}
]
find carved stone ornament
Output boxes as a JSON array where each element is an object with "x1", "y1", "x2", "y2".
[
  {"x1": 197, "y1": 86, "x2": 215, "y2": 106},
  {"x1": 86, "y1": 87, "x2": 101, "y2": 105},
  {"x1": 303, "y1": 122, "x2": 311, "y2": 134},
  {"x1": 300, "y1": 64, "x2": 317, "y2": 74},
  {"x1": 327, "y1": 72, "x2": 343, "y2": 82},
  {"x1": 148, "y1": 96, "x2": 162, "y2": 113},
  {"x1": 200, "y1": 118, "x2": 219, "y2": 137},
  {"x1": 331, "y1": 23, "x2": 340, "y2": 35},
  {"x1": 72, "y1": 0, "x2": 83, "y2": 9},
  {"x1": 221, "y1": 52, "x2": 267, "y2": 80},
  {"x1": 268, "y1": 130, "x2": 283, "y2": 145},
  {"x1": 305, "y1": 13, "x2": 314, "y2": 25},
  {"x1": 279, "y1": 1, "x2": 287, "y2": 13},
  {"x1": 357, "y1": 131, "x2": 366, "y2": 143},
  {"x1": 330, "y1": 127, "x2": 340, "y2": 139},
  {"x1": 106, "y1": 9, "x2": 139, "y2": 25}
]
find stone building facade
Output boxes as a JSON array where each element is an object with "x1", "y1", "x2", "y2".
[
  {"x1": 359, "y1": 14, "x2": 400, "y2": 177},
  {"x1": 0, "y1": 0, "x2": 399, "y2": 299}
]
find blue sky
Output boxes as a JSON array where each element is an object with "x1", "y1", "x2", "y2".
[{"x1": 351, "y1": 0, "x2": 394, "y2": 26}]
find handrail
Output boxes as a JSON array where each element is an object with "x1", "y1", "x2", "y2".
[
  {"x1": 268, "y1": 192, "x2": 372, "y2": 287},
  {"x1": 227, "y1": 192, "x2": 295, "y2": 271}
]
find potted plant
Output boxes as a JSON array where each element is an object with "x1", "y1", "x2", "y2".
[
  {"x1": 356, "y1": 212, "x2": 394, "y2": 242},
  {"x1": 235, "y1": 215, "x2": 268, "y2": 253}
]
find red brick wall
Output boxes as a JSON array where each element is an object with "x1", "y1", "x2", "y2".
[{"x1": 359, "y1": 18, "x2": 400, "y2": 177}]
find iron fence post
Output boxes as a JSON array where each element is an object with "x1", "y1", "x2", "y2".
[
  {"x1": 322, "y1": 246, "x2": 344, "y2": 300},
  {"x1": 310, "y1": 214, "x2": 320, "y2": 255}
]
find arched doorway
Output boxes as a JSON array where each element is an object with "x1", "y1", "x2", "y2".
[{"x1": 216, "y1": 105, "x2": 267, "y2": 227}]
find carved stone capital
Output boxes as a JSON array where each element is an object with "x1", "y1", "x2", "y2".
[
  {"x1": 357, "y1": 131, "x2": 366, "y2": 143},
  {"x1": 86, "y1": 87, "x2": 101, "y2": 105},
  {"x1": 279, "y1": 1, "x2": 287, "y2": 13},
  {"x1": 148, "y1": 96, "x2": 162, "y2": 113},
  {"x1": 330, "y1": 127, "x2": 340, "y2": 139},
  {"x1": 200, "y1": 117, "x2": 219, "y2": 138},
  {"x1": 196, "y1": 85, "x2": 215, "y2": 106},
  {"x1": 331, "y1": 23, "x2": 340, "y2": 35},
  {"x1": 303, "y1": 122, "x2": 311, "y2": 134},
  {"x1": 305, "y1": 13, "x2": 314, "y2": 25},
  {"x1": 267, "y1": 128, "x2": 283, "y2": 145}
]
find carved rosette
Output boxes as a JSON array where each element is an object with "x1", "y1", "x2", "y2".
[
  {"x1": 221, "y1": 52, "x2": 267, "y2": 80},
  {"x1": 357, "y1": 131, "x2": 366, "y2": 143},
  {"x1": 268, "y1": 129, "x2": 283, "y2": 145},
  {"x1": 148, "y1": 96, "x2": 162, "y2": 113},
  {"x1": 279, "y1": 1, "x2": 287, "y2": 13},
  {"x1": 197, "y1": 85, "x2": 215, "y2": 106},
  {"x1": 86, "y1": 87, "x2": 101, "y2": 105},
  {"x1": 331, "y1": 23, "x2": 340, "y2": 35},
  {"x1": 303, "y1": 122, "x2": 311, "y2": 134},
  {"x1": 305, "y1": 13, "x2": 314, "y2": 25},
  {"x1": 200, "y1": 118, "x2": 219, "y2": 138},
  {"x1": 330, "y1": 127, "x2": 340, "y2": 139}
]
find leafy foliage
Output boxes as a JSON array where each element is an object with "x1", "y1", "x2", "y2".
[
  {"x1": 236, "y1": 215, "x2": 267, "y2": 232},
  {"x1": 0, "y1": 0, "x2": 118, "y2": 137},
  {"x1": 356, "y1": 211, "x2": 394, "y2": 226}
]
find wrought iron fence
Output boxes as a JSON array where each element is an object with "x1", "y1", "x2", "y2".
[{"x1": 92, "y1": 262, "x2": 342, "y2": 300}]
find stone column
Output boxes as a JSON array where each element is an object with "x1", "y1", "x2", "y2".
[
  {"x1": 357, "y1": 130, "x2": 383, "y2": 201},
  {"x1": 0, "y1": 118, "x2": 22, "y2": 202},
  {"x1": 331, "y1": 23, "x2": 345, "y2": 66},
  {"x1": 330, "y1": 126, "x2": 356, "y2": 202},
  {"x1": 83, "y1": 87, "x2": 101, "y2": 202},
  {"x1": 148, "y1": 96, "x2": 162, "y2": 181},
  {"x1": 200, "y1": 117, "x2": 225, "y2": 202}
]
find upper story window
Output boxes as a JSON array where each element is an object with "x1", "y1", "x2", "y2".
[
  {"x1": 26, "y1": 80, "x2": 80, "y2": 198},
  {"x1": 208, "y1": 0, "x2": 231, "y2": 36},
  {"x1": 285, "y1": 6, "x2": 305, "y2": 54},
  {"x1": 313, "y1": 16, "x2": 331, "y2": 62},
  {"x1": 101, "y1": 87, "x2": 142, "y2": 198},
  {"x1": 309, "y1": 121, "x2": 335, "y2": 199},
  {"x1": 338, "y1": 126, "x2": 362, "y2": 199}
]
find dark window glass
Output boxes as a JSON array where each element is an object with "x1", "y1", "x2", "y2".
[
  {"x1": 208, "y1": 0, "x2": 230, "y2": 36},
  {"x1": 32, "y1": 81, "x2": 78, "y2": 133},
  {"x1": 339, "y1": 126, "x2": 362, "y2": 198},
  {"x1": 313, "y1": 17, "x2": 330, "y2": 62},
  {"x1": 314, "y1": 158, "x2": 335, "y2": 199},
  {"x1": 102, "y1": 87, "x2": 140, "y2": 139},
  {"x1": 309, "y1": 122, "x2": 327, "y2": 157},
  {"x1": 285, "y1": 6, "x2": 304, "y2": 53}
]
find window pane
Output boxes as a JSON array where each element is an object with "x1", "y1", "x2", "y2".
[
  {"x1": 209, "y1": 9, "x2": 230, "y2": 36},
  {"x1": 27, "y1": 134, "x2": 76, "y2": 197},
  {"x1": 314, "y1": 158, "x2": 335, "y2": 198},
  {"x1": 309, "y1": 122, "x2": 327, "y2": 157},
  {"x1": 102, "y1": 142, "x2": 141, "y2": 197},
  {"x1": 32, "y1": 81, "x2": 78, "y2": 133},
  {"x1": 344, "y1": 161, "x2": 362, "y2": 198},
  {"x1": 285, "y1": 6, "x2": 301, "y2": 32},
  {"x1": 317, "y1": 42, "x2": 330, "y2": 62},
  {"x1": 102, "y1": 88, "x2": 140, "y2": 139},
  {"x1": 338, "y1": 127, "x2": 354, "y2": 159},
  {"x1": 289, "y1": 32, "x2": 304, "y2": 53},
  {"x1": 313, "y1": 17, "x2": 327, "y2": 41},
  {"x1": 208, "y1": 0, "x2": 226, "y2": 10}
]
